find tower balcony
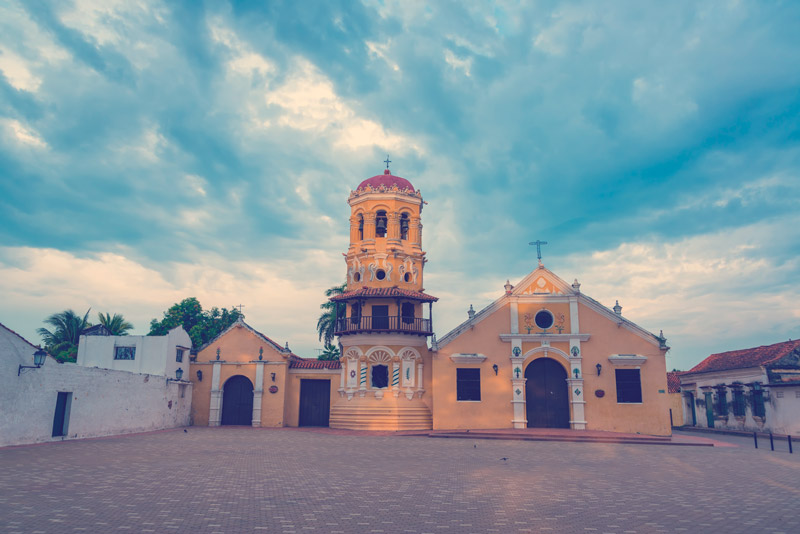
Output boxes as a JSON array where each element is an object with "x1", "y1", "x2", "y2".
[{"x1": 334, "y1": 316, "x2": 433, "y2": 336}]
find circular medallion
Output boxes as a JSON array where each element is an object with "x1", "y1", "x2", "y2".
[
  {"x1": 350, "y1": 370, "x2": 356, "y2": 378},
  {"x1": 595, "y1": 389, "x2": 605, "y2": 398},
  {"x1": 269, "y1": 385, "x2": 279, "y2": 394},
  {"x1": 534, "y1": 310, "x2": 554, "y2": 329}
]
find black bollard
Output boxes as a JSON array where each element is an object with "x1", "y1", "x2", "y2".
[
  {"x1": 789, "y1": 435, "x2": 793, "y2": 454},
  {"x1": 754, "y1": 431, "x2": 758, "y2": 449},
  {"x1": 770, "y1": 432, "x2": 774, "y2": 451}
]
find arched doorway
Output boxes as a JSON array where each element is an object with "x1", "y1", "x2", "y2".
[
  {"x1": 525, "y1": 358, "x2": 570, "y2": 428},
  {"x1": 221, "y1": 375, "x2": 254, "y2": 426}
]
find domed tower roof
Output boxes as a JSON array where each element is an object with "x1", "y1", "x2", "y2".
[{"x1": 356, "y1": 169, "x2": 415, "y2": 192}]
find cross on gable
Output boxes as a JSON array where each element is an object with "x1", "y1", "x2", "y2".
[{"x1": 528, "y1": 240, "x2": 548, "y2": 262}]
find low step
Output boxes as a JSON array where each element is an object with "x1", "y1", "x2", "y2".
[{"x1": 429, "y1": 433, "x2": 712, "y2": 447}]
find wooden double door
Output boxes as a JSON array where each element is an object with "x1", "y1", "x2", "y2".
[
  {"x1": 221, "y1": 375, "x2": 254, "y2": 426},
  {"x1": 525, "y1": 358, "x2": 570, "y2": 428},
  {"x1": 299, "y1": 379, "x2": 331, "y2": 427}
]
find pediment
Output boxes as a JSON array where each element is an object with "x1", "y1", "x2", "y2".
[{"x1": 512, "y1": 266, "x2": 574, "y2": 297}]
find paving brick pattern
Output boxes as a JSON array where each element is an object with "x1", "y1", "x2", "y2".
[{"x1": 1, "y1": 427, "x2": 799, "y2": 533}]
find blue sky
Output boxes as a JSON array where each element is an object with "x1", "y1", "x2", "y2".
[{"x1": 1, "y1": 0, "x2": 799, "y2": 369}]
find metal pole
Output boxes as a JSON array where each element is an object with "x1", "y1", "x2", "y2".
[
  {"x1": 769, "y1": 432, "x2": 774, "y2": 451},
  {"x1": 754, "y1": 432, "x2": 758, "y2": 449},
  {"x1": 789, "y1": 435, "x2": 793, "y2": 454}
]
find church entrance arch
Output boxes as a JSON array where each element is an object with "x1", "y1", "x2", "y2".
[
  {"x1": 525, "y1": 358, "x2": 570, "y2": 428},
  {"x1": 221, "y1": 375, "x2": 254, "y2": 426}
]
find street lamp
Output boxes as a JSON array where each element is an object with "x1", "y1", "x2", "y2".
[
  {"x1": 167, "y1": 367, "x2": 184, "y2": 383},
  {"x1": 18, "y1": 347, "x2": 47, "y2": 376}
]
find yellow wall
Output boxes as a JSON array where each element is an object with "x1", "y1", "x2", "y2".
[
  {"x1": 188, "y1": 323, "x2": 289, "y2": 427},
  {"x1": 433, "y1": 295, "x2": 672, "y2": 436},
  {"x1": 668, "y1": 393, "x2": 685, "y2": 427}
]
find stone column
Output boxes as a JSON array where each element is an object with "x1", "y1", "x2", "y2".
[
  {"x1": 209, "y1": 361, "x2": 223, "y2": 426},
  {"x1": 359, "y1": 358, "x2": 367, "y2": 398},
  {"x1": 392, "y1": 359, "x2": 401, "y2": 398},
  {"x1": 252, "y1": 361, "x2": 264, "y2": 427},
  {"x1": 567, "y1": 344, "x2": 586, "y2": 430},
  {"x1": 510, "y1": 339, "x2": 526, "y2": 428},
  {"x1": 415, "y1": 360, "x2": 424, "y2": 398},
  {"x1": 339, "y1": 362, "x2": 346, "y2": 396},
  {"x1": 387, "y1": 212, "x2": 401, "y2": 245},
  {"x1": 363, "y1": 212, "x2": 376, "y2": 243}
]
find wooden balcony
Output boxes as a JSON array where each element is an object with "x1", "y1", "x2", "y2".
[{"x1": 334, "y1": 315, "x2": 433, "y2": 336}]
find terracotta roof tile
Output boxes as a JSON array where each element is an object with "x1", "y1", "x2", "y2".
[
  {"x1": 666, "y1": 371, "x2": 683, "y2": 393},
  {"x1": 288, "y1": 355, "x2": 341, "y2": 369},
  {"x1": 330, "y1": 287, "x2": 438, "y2": 302},
  {"x1": 688, "y1": 339, "x2": 800, "y2": 374}
]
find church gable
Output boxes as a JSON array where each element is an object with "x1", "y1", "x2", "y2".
[
  {"x1": 512, "y1": 267, "x2": 575, "y2": 297},
  {"x1": 196, "y1": 319, "x2": 290, "y2": 363}
]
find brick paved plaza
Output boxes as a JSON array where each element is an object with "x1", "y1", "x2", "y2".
[{"x1": 1, "y1": 428, "x2": 799, "y2": 534}]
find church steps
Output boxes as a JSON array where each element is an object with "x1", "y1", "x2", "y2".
[{"x1": 428, "y1": 431, "x2": 710, "y2": 446}]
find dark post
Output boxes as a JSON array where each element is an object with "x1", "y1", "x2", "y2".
[
  {"x1": 789, "y1": 435, "x2": 793, "y2": 454},
  {"x1": 769, "y1": 432, "x2": 774, "y2": 451},
  {"x1": 754, "y1": 432, "x2": 758, "y2": 449}
]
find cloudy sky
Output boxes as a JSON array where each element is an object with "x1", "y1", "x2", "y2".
[{"x1": 1, "y1": 0, "x2": 798, "y2": 369}]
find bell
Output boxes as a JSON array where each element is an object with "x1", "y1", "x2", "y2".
[{"x1": 376, "y1": 218, "x2": 387, "y2": 233}]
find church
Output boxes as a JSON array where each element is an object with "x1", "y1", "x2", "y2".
[{"x1": 188, "y1": 167, "x2": 672, "y2": 436}]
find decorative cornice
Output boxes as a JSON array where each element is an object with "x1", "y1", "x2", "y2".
[
  {"x1": 449, "y1": 353, "x2": 488, "y2": 364},
  {"x1": 500, "y1": 333, "x2": 591, "y2": 342},
  {"x1": 607, "y1": 354, "x2": 648, "y2": 366}
]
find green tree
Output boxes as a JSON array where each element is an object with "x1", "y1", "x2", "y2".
[
  {"x1": 97, "y1": 312, "x2": 134, "y2": 335},
  {"x1": 318, "y1": 343, "x2": 340, "y2": 361},
  {"x1": 148, "y1": 298, "x2": 241, "y2": 349},
  {"x1": 37, "y1": 308, "x2": 92, "y2": 362},
  {"x1": 316, "y1": 283, "x2": 347, "y2": 347}
]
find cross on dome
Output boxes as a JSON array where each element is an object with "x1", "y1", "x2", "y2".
[{"x1": 384, "y1": 154, "x2": 391, "y2": 170}]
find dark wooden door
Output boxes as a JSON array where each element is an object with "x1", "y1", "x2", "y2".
[
  {"x1": 299, "y1": 379, "x2": 331, "y2": 427},
  {"x1": 688, "y1": 392, "x2": 697, "y2": 426},
  {"x1": 52, "y1": 392, "x2": 70, "y2": 437},
  {"x1": 525, "y1": 358, "x2": 570, "y2": 428},
  {"x1": 372, "y1": 305, "x2": 389, "y2": 329},
  {"x1": 221, "y1": 376, "x2": 254, "y2": 426}
]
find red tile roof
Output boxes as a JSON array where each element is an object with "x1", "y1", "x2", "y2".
[
  {"x1": 288, "y1": 355, "x2": 341, "y2": 369},
  {"x1": 357, "y1": 170, "x2": 415, "y2": 192},
  {"x1": 330, "y1": 287, "x2": 438, "y2": 302},
  {"x1": 688, "y1": 339, "x2": 800, "y2": 374},
  {"x1": 666, "y1": 371, "x2": 683, "y2": 393}
]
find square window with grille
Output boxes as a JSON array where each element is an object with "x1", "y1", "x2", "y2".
[
  {"x1": 615, "y1": 369, "x2": 642, "y2": 403},
  {"x1": 114, "y1": 346, "x2": 135, "y2": 360},
  {"x1": 752, "y1": 389, "x2": 766, "y2": 417},
  {"x1": 456, "y1": 368, "x2": 481, "y2": 401},
  {"x1": 715, "y1": 389, "x2": 728, "y2": 415},
  {"x1": 176, "y1": 348, "x2": 184, "y2": 363}
]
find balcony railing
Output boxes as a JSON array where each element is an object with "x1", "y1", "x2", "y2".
[{"x1": 334, "y1": 315, "x2": 433, "y2": 336}]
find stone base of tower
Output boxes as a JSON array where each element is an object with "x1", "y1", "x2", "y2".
[{"x1": 329, "y1": 396, "x2": 432, "y2": 431}]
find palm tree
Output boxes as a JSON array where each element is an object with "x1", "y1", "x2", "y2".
[
  {"x1": 98, "y1": 312, "x2": 134, "y2": 335},
  {"x1": 318, "y1": 343, "x2": 341, "y2": 361},
  {"x1": 316, "y1": 283, "x2": 347, "y2": 347},
  {"x1": 37, "y1": 309, "x2": 92, "y2": 362}
]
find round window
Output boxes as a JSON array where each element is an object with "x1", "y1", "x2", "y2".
[
  {"x1": 376, "y1": 269, "x2": 386, "y2": 280},
  {"x1": 404, "y1": 272, "x2": 411, "y2": 282},
  {"x1": 534, "y1": 310, "x2": 554, "y2": 329},
  {"x1": 353, "y1": 272, "x2": 361, "y2": 282}
]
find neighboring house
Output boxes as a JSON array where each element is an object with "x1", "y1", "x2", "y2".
[
  {"x1": 666, "y1": 371, "x2": 684, "y2": 427},
  {"x1": 188, "y1": 317, "x2": 340, "y2": 428},
  {"x1": 77, "y1": 326, "x2": 191, "y2": 379},
  {"x1": 1, "y1": 322, "x2": 192, "y2": 447},
  {"x1": 679, "y1": 340, "x2": 800, "y2": 435}
]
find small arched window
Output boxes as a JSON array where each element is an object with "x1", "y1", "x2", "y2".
[
  {"x1": 375, "y1": 210, "x2": 387, "y2": 238},
  {"x1": 400, "y1": 212, "x2": 409, "y2": 240},
  {"x1": 357, "y1": 214, "x2": 364, "y2": 241}
]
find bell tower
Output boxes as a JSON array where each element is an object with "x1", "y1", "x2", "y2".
[{"x1": 328, "y1": 166, "x2": 436, "y2": 430}]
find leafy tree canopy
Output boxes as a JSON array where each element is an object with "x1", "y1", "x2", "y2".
[
  {"x1": 38, "y1": 308, "x2": 91, "y2": 362},
  {"x1": 98, "y1": 312, "x2": 134, "y2": 335},
  {"x1": 316, "y1": 283, "x2": 346, "y2": 347},
  {"x1": 318, "y1": 343, "x2": 340, "y2": 361},
  {"x1": 149, "y1": 297, "x2": 242, "y2": 349}
]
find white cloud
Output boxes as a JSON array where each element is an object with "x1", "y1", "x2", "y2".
[
  {"x1": 1, "y1": 118, "x2": 48, "y2": 148},
  {"x1": 366, "y1": 40, "x2": 401, "y2": 72},
  {"x1": 0, "y1": 246, "x2": 342, "y2": 357},
  {"x1": 0, "y1": 47, "x2": 41, "y2": 92},
  {"x1": 444, "y1": 49, "x2": 472, "y2": 77}
]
